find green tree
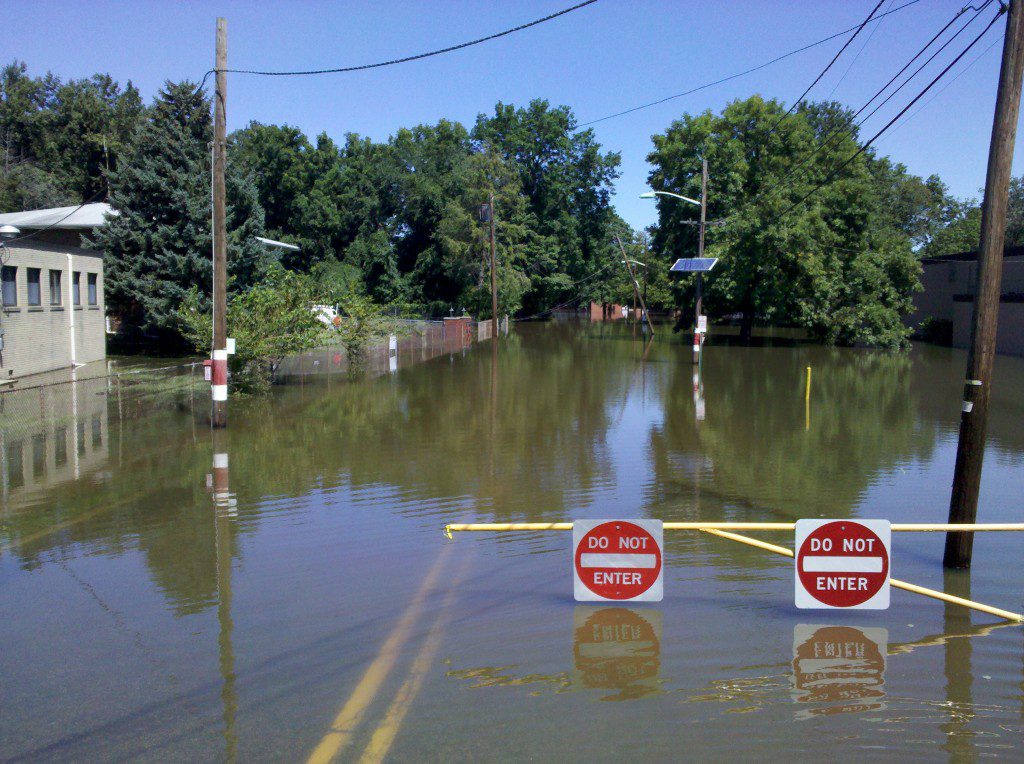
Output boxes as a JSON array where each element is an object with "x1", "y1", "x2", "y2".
[
  {"x1": 473, "y1": 99, "x2": 621, "y2": 313},
  {"x1": 648, "y1": 96, "x2": 920, "y2": 348},
  {"x1": 0, "y1": 61, "x2": 143, "y2": 209},
  {"x1": 179, "y1": 266, "x2": 329, "y2": 391},
  {"x1": 92, "y1": 81, "x2": 269, "y2": 342}
]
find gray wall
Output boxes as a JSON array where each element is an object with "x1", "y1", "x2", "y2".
[{"x1": 1, "y1": 240, "x2": 105, "y2": 379}]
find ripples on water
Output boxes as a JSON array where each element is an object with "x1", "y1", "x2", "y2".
[{"x1": 1, "y1": 322, "x2": 1023, "y2": 761}]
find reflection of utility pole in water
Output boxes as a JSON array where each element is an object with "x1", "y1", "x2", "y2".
[
  {"x1": 490, "y1": 339, "x2": 497, "y2": 482},
  {"x1": 940, "y1": 569, "x2": 975, "y2": 761},
  {"x1": 211, "y1": 431, "x2": 237, "y2": 761}
]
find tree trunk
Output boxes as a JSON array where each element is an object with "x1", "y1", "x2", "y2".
[{"x1": 739, "y1": 300, "x2": 755, "y2": 345}]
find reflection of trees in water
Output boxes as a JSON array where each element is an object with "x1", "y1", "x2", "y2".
[
  {"x1": 3, "y1": 324, "x2": 633, "y2": 613},
  {"x1": 3, "y1": 407, "x2": 235, "y2": 616},
  {"x1": 649, "y1": 346, "x2": 938, "y2": 522},
  {"x1": 252, "y1": 324, "x2": 629, "y2": 520}
]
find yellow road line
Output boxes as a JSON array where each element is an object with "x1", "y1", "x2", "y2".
[
  {"x1": 307, "y1": 543, "x2": 453, "y2": 764},
  {"x1": 358, "y1": 553, "x2": 470, "y2": 764}
]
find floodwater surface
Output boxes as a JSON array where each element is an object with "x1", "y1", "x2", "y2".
[{"x1": 2, "y1": 322, "x2": 1023, "y2": 761}]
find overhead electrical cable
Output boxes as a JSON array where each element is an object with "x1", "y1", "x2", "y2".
[
  {"x1": 576, "y1": 0, "x2": 924, "y2": 128},
  {"x1": 761, "y1": 0, "x2": 887, "y2": 137},
  {"x1": 717, "y1": 0, "x2": 993, "y2": 226},
  {"x1": 197, "y1": 0, "x2": 598, "y2": 92},
  {"x1": 882, "y1": 34, "x2": 1003, "y2": 140},
  {"x1": 826, "y1": 0, "x2": 896, "y2": 99},
  {"x1": 774, "y1": 7, "x2": 1004, "y2": 223}
]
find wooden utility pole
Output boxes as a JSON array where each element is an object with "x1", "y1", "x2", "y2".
[
  {"x1": 694, "y1": 157, "x2": 708, "y2": 364},
  {"x1": 945, "y1": 0, "x2": 1024, "y2": 568},
  {"x1": 211, "y1": 18, "x2": 229, "y2": 428},
  {"x1": 489, "y1": 191, "x2": 498, "y2": 339}
]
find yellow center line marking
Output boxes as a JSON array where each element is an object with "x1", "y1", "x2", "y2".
[
  {"x1": 307, "y1": 543, "x2": 454, "y2": 764},
  {"x1": 358, "y1": 553, "x2": 471, "y2": 764}
]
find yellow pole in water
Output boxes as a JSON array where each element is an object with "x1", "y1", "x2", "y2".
[
  {"x1": 444, "y1": 522, "x2": 1024, "y2": 536},
  {"x1": 805, "y1": 365, "x2": 811, "y2": 431}
]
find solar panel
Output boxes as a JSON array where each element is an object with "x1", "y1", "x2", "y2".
[{"x1": 670, "y1": 257, "x2": 718, "y2": 273}]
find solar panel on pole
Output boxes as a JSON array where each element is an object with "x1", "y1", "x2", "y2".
[{"x1": 670, "y1": 258, "x2": 718, "y2": 273}]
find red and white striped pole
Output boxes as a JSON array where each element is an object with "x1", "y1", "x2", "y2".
[{"x1": 211, "y1": 348, "x2": 228, "y2": 413}]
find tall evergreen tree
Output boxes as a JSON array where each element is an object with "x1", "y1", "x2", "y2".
[{"x1": 92, "y1": 81, "x2": 267, "y2": 342}]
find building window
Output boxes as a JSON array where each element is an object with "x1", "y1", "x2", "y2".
[
  {"x1": 7, "y1": 440, "x2": 24, "y2": 489},
  {"x1": 87, "y1": 273, "x2": 98, "y2": 305},
  {"x1": 55, "y1": 427, "x2": 68, "y2": 468},
  {"x1": 32, "y1": 434, "x2": 47, "y2": 478},
  {"x1": 72, "y1": 272, "x2": 81, "y2": 305},
  {"x1": 27, "y1": 268, "x2": 41, "y2": 306},
  {"x1": 1, "y1": 266, "x2": 15, "y2": 307},
  {"x1": 49, "y1": 270, "x2": 62, "y2": 306}
]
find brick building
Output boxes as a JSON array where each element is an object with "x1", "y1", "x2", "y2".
[{"x1": 0, "y1": 204, "x2": 110, "y2": 380}]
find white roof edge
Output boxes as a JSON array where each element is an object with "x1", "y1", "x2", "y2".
[{"x1": 0, "y1": 203, "x2": 116, "y2": 229}]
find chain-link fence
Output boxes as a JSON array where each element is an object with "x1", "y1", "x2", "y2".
[{"x1": 1, "y1": 362, "x2": 208, "y2": 508}]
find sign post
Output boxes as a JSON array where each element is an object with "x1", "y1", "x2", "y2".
[
  {"x1": 573, "y1": 520, "x2": 663, "y2": 602},
  {"x1": 795, "y1": 520, "x2": 890, "y2": 610}
]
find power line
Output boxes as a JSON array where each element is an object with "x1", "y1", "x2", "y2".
[
  {"x1": 882, "y1": 35, "x2": 1003, "y2": 141},
  {"x1": 576, "y1": 0, "x2": 924, "y2": 129},
  {"x1": 826, "y1": 0, "x2": 896, "y2": 99},
  {"x1": 716, "y1": 0, "x2": 993, "y2": 227},
  {"x1": 775, "y1": 7, "x2": 1004, "y2": 223},
  {"x1": 197, "y1": 0, "x2": 598, "y2": 92},
  {"x1": 763, "y1": 0, "x2": 887, "y2": 137}
]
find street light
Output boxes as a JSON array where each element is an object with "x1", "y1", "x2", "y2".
[
  {"x1": 641, "y1": 158, "x2": 710, "y2": 364},
  {"x1": 639, "y1": 190, "x2": 701, "y2": 207}
]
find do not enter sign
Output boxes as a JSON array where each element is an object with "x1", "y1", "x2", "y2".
[
  {"x1": 795, "y1": 520, "x2": 890, "y2": 610},
  {"x1": 573, "y1": 520, "x2": 663, "y2": 602}
]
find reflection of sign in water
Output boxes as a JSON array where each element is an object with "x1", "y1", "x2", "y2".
[
  {"x1": 573, "y1": 607, "x2": 662, "y2": 701},
  {"x1": 791, "y1": 624, "x2": 887, "y2": 718},
  {"x1": 795, "y1": 519, "x2": 890, "y2": 609},
  {"x1": 573, "y1": 519, "x2": 663, "y2": 602}
]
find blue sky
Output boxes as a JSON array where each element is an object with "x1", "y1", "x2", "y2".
[{"x1": 3, "y1": 0, "x2": 1020, "y2": 230}]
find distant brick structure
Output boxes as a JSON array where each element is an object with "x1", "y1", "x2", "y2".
[{"x1": 589, "y1": 302, "x2": 627, "y2": 320}]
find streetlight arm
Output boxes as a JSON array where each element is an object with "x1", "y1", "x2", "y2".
[{"x1": 640, "y1": 190, "x2": 701, "y2": 206}]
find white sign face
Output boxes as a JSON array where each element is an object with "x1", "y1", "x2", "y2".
[
  {"x1": 226, "y1": 337, "x2": 236, "y2": 355},
  {"x1": 697, "y1": 315, "x2": 708, "y2": 333},
  {"x1": 573, "y1": 519, "x2": 663, "y2": 602},
  {"x1": 795, "y1": 520, "x2": 891, "y2": 610}
]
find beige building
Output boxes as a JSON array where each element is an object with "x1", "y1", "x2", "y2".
[
  {"x1": 911, "y1": 247, "x2": 1024, "y2": 357},
  {"x1": 0, "y1": 204, "x2": 110, "y2": 380}
]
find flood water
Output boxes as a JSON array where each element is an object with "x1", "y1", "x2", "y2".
[{"x1": 2, "y1": 322, "x2": 1023, "y2": 761}]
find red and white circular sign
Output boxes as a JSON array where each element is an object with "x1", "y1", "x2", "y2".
[
  {"x1": 573, "y1": 520, "x2": 663, "y2": 602},
  {"x1": 795, "y1": 520, "x2": 890, "y2": 609}
]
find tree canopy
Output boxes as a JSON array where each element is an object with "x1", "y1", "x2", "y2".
[
  {"x1": 648, "y1": 96, "x2": 924, "y2": 348},
  {"x1": 3, "y1": 58, "x2": 1008, "y2": 350}
]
